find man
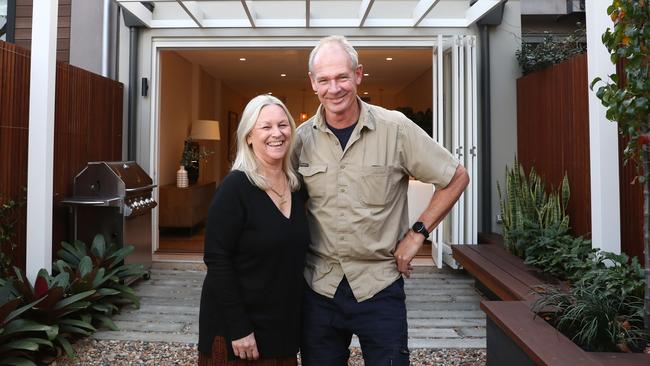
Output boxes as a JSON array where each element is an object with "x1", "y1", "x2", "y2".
[{"x1": 294, "y1": 35, "x2": 469, "y2": 365}]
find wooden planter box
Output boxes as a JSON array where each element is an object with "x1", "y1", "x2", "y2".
[{"x1": 453, "y1": 241, "x2": 650, "y2": 366}]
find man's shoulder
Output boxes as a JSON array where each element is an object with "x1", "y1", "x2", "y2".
[
  {"x1": 295, "y1": 119, "x2": 317, "y2": 139},
  {"x1": 365, "y1": 103, "x2": 410, "y2": 128}
]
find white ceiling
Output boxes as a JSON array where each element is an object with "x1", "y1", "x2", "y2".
[
  {"x1": 117, "y1": 0, "x2": 505, "y2": 28},
  {"x1": 173, "y1": 47, "x2": 433, "y2": 97}
]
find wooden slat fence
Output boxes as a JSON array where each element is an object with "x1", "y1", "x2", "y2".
[
  {"x1": 0, "y1": 40, "x2": 123, "y2": 271},
  {"x1": 516, "y1": 52, "x2": 643, "y2": 264},
  {"x1": 517, "y1": 53, "x2": 591, "y2": 239}
]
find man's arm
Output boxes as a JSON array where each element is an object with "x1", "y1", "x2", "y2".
[{"x1": 393, "y1": 164, "x2": 470, "y2": 277}]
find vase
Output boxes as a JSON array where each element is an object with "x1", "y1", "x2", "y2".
[
  {"x1": 186, "y1": 160, "x2": 199, "y2": 184},
  {"x1": 176, "y1": 166, "x2": 188, "y2": 188}
]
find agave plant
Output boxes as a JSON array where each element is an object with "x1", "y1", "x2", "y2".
[
  {"x1": 11, "y1": 268, "x2": 95, "y2": 358},
  {"x1": 0, "y1": 278, "x2": 56, "y2": 366}
]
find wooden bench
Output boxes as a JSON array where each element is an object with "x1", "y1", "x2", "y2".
[
  {"x1": 455, "y1": 241, "x2": 650, "y2": 365},
  {"x1": 452, "y1": 243, "x2": 548, "y2": 303}
]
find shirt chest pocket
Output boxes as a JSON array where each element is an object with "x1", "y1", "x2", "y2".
[
  {"x1": 298, "y1": 164, "x2": 328, "y2": 199},
  {"x1": 358, "y1": 166, "x2": 391, "y2": 206}
]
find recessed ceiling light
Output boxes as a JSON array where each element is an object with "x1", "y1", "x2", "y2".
[
  {"x1": 386, "y1": 57, "x2": 393, "y2": 61},
  {"x1": 280, "y1": 73, "x2": 287, "y2": 77},
  {"x1": 239, "y1": 57, "x2": 246, "y2": 61},
  {"x1": 363, "y1": 92, "x2": 369, "y2": 95},
  {"x1": 364, "y1": 73, "x2": 369, "y2": 76}
]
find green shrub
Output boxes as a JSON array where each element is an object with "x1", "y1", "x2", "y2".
[
  {"x1": 11, "y1": 268, "x2": 96, "y2": 359},
  {"x1": 0, "y1": 234, "x2": 144, "y2": 363},
  {"x1": 577, "y1": 252, "x2": 645, "y2": 300},
  {"x1": 0, "y1": 279, "x2": 56, "y2": 366},
  {"x1": 516, "y1": 30, "x2": 586, "y2": 75},
  {"x1": 534, "y1": 284, "x2": 645, "y2": 352},
  {"x1": 521, "y1": 222, "x2": 596, "y2": 282},
  {"x1": 497, "y1": 159, "x2": 570, "y2": 257},
  {"x1": 0, "y1": 194, "x2": 25, "y2": 278},
  {"x1": 55, "y1": 235, "x2": 144, "y2": 331}
]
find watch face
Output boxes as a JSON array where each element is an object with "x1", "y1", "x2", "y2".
[{"x1": 413, "y1": 222, "x2": 425, "y2": 232}]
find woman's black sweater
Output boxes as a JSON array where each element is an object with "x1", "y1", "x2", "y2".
[{"x1": 198, "y1": 170, "x2": 309, "y2": 359}]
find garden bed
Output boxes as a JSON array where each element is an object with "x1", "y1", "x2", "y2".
[{"x1": 453, "y1": 241, "x2": 650, "y2": 365}]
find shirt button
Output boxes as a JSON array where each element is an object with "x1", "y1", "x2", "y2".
[
  {"x1": 340, "y1": 188, "x2": 346, "y2": 192},
  {"x1": 335, "y1": 141, "x2": 340, "y2": 146},
  {"x1": 341, "y1": 165, "x2": 346, "y2": 169},
  {"x1": 340, "y1": 236, "x2": 345, "y2": 240}
]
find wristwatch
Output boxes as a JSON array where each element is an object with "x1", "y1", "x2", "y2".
[{"x1": 411, "y1": 221, "x2": 430, "y2": 239}]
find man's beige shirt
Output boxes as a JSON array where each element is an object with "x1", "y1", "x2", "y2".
[{"x1": 294, "y1": 99, "x2": 458, "y2": 302}]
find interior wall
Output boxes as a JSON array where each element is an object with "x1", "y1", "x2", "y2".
[
  {"x1": 159, "y1": 51, "x2": 192, "y2": 187},
  {"x1": 394, "y1": 68, "x2": 433, "y2": 112},
  {"x1": 196, "y1": 67, "x2": 219, "y2": 185},
  {"x1": 218, "y1": 84, "x2": 248, "y2": 181}
]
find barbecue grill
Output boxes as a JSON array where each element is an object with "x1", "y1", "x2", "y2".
[{"x1": 61, "y1": 161, "x2": 156, "y2": 273}]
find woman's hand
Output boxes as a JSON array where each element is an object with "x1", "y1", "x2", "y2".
[{"x1": 232, "y1": 332, "x2": 260, "y2": 360}]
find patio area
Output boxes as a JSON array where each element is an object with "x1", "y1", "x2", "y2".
[{"x1": 55, "y1": 265, "x2": 486, "y2": 365}]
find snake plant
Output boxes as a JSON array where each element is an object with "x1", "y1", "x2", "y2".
[{"x1": 497, "y1": 159, "x2": 570, "y2": 257}]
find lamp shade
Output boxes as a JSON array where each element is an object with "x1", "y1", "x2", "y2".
[{"x1": 190, "y1": 120, "x2": 221, "y2": 140}]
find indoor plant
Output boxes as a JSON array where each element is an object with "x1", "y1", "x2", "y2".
[{"x1": 180, "y1": 138, "x2": 213, "y2": 184}]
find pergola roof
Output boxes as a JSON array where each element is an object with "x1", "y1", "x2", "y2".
[{"x1": 116, "y1": 0, "x2": 505, "y2": 29}]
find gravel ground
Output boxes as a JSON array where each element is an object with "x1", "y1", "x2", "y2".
[{"x1": 54, "y1": 339, "x2": 486, "y2": 366}]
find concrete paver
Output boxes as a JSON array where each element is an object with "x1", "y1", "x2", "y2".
[{"x1": 94, "y1": 265, "x2": 486, "y2": 349}]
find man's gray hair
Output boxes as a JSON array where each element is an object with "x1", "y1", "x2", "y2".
[
  {"x1": 308, "y1": 35, "x2": 359, "y2": 73},
  {"x1": 231, "y1": 94, "x2": 301, "y2": 192}
]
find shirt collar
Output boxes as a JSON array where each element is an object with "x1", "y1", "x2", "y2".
[{"x1": 312, "y1": 97, "x2": 376, "y2": 132}]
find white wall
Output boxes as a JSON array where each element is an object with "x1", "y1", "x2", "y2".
[
  {"x1": 159, "y1": 51, "x2": 192, "y2": 187},
  {"x1": 70, "y1": 0, "x2": 118, "y2": 77},
  {"x1": 489, "y1": 0, "x2": 522, "y2": 233}
]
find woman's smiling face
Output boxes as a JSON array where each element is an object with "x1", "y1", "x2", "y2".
[{"x1": 247, "y1": 104, "x2": 292, "y2": 167}]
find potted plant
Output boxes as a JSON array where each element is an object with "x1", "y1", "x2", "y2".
[{"x1": 180, "y1": 138, "x2": 213, "y2": 185}]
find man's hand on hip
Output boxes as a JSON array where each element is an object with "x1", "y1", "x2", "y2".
[{"x1": 393, "y1": 231, "x2": 425, "y2": 278}]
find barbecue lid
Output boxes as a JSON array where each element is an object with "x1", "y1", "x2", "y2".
[
  {"x1": 103, "y1": 161, "x2": 153, "y2": 189},
  {"x1": 69, "y1": 161, "x2": 154, "y2": 198}
]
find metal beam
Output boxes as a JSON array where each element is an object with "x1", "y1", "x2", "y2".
[
  {"x1": 465, "y1": 0, "x2": 504, "y2": 26},
  {"x1": 358, "y1": 0, "x2": 375, "y2": 27},
  {"x1": 240, "y1": 0, "x2": 256, "y2": 28},
  {"x1": 118, "y1": 1, "x2": 153, "y2": 27},
  {"x1": 306, "y1": 0, "x2": 310, "y2": 28},
  {"x1": 412, "y1": 0, "x2": 441, "y2": 27},
  {"x1": 176, "y1": 0, "x2": 204, "y2": 27}
]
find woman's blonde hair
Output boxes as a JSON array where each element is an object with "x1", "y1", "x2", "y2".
[{"x1": 231, "y1": 95, "x2": 300, "y2": 191}]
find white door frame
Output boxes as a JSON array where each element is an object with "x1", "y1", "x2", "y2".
[
  {"x1": 433, "y1": 35, "x2": 479, "y2": 269},
  {"x1": 145, "y1": 35, "x2": 475, "y2": 262}
]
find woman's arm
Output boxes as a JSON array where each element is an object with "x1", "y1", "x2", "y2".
[{"x1": 203, "y1": 173, "x2": 254, "y2": 344}]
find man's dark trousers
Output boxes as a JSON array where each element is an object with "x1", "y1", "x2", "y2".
[{"x1": 301, "y1": 276, "x2": 410, "y2": 365}]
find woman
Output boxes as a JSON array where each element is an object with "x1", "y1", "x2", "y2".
[{"x1": 198, "y1": 95, "x2": 309, "y2": 365}]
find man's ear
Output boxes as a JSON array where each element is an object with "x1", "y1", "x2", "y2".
[
  {"x1": 308, "y1": 72, "x2": 318, "y2": 92},
  {"x1": 355, "y1": 64, "x2": 364, "y2": 85}
]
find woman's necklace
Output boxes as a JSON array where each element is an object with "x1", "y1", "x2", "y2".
[{"x1": 268, "y1": 178, "x2": 287, "y2": 205}]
